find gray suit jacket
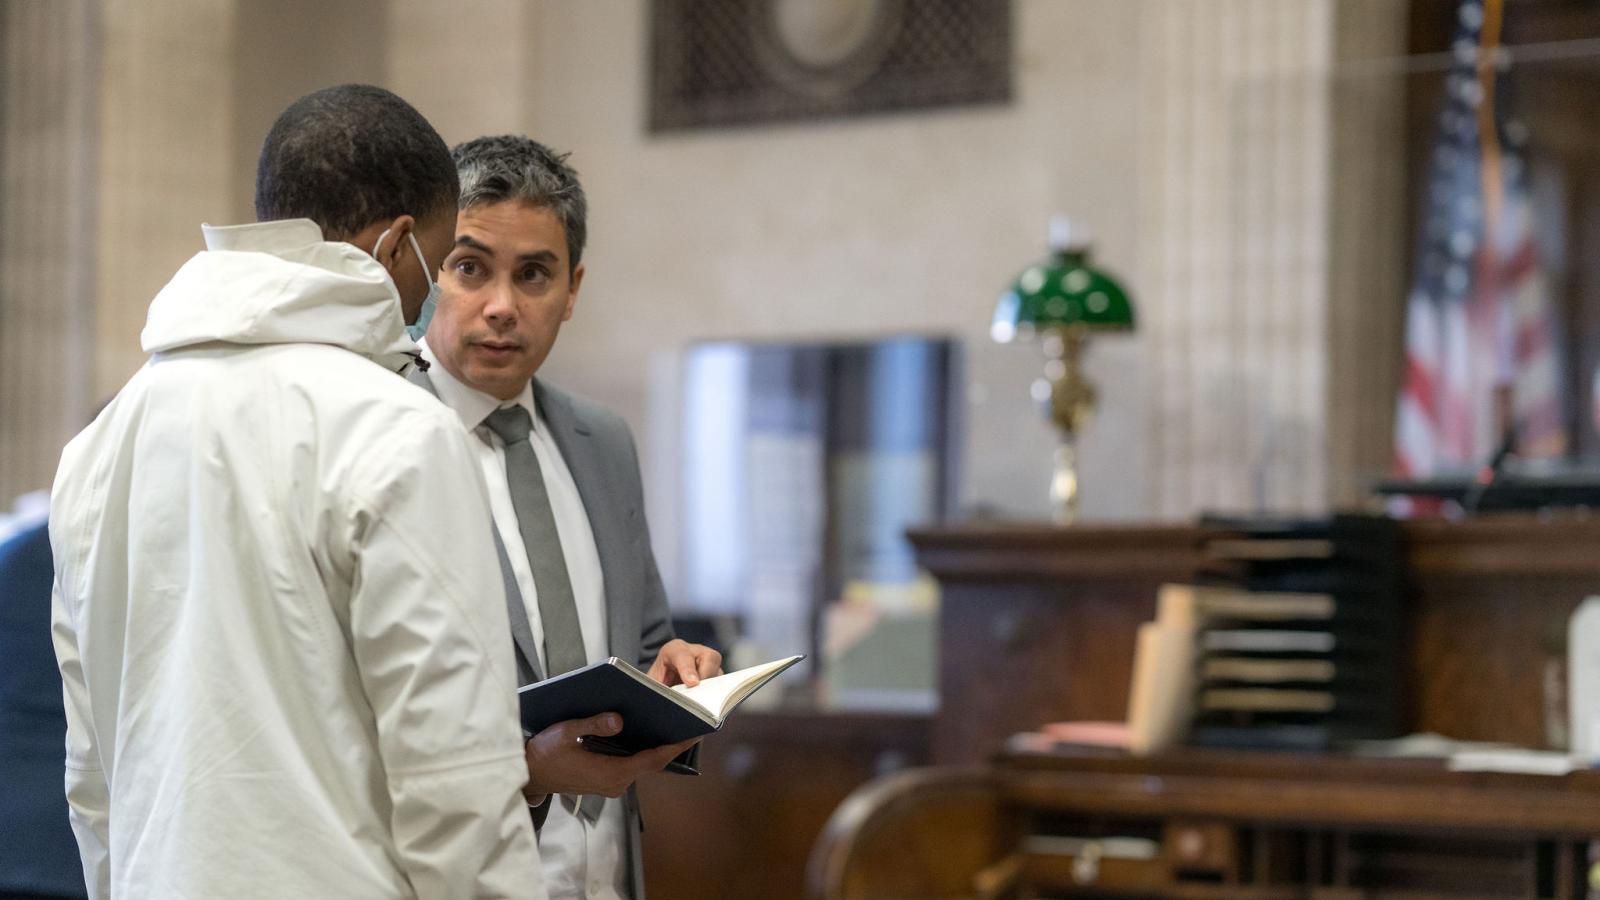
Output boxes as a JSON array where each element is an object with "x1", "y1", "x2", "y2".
[
  {"x1": 410, "y1": 370, "x2": 674, "y2": 899},
  {"x1": 532, "y1": 379, "x2": 676, "y2": 675}
]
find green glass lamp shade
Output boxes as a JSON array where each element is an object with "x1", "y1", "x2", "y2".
[
  {"x1": 991, "y1": 246, "x2": 1135, "y2": 343},
  {"x1": 989, "y1": 219, "x2": 1136, "y2": 524}
]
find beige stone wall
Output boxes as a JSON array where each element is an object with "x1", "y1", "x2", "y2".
[
  {"x1": 472, "y1": 0, "x2": 1153, "y2": 525},
  {"x1": 230, "y1": 0, "x2": 392, "y2": 223},
  {"x1": 93, "y1": 0, "x2": 238, "y2": 398},
  {"x1": 383, "y1": 0, "x2": 531, "y2": 146},
  {"x1": 0, "y1": 0, "x2": 388, "y2": 498},
  {"x1": 0, "y1": 0, "x2": 97, "y2": 499},
  {"x1": 0, "y1": 0, "x2": 95, "y2": 493},
  {"x1": 92, "y1": 0, "x2": 390, "y2": 394}
]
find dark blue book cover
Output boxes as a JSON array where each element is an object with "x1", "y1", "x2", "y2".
[{"x1": 517, "y1": 655, "x2": 803, "y2": 754}]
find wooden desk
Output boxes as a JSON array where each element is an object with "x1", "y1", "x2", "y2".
[
  {"x1": 659, "y1": 516, "x2": 1600, "y2": 898},
  {"x1": 910, "y1": 516, "x2": 1600, "y2": 763},
  {"x1": 910, "y1": 523, "x2": 1202, "y2": 763},
  {"x1": 995, "y1": 747, "x2": 1600, "y2": 897},
  {"x1": 862, "y1": 516, "x2": 1600, "y2": 899},
  {"x1": 1002, "y1": 747, "x2": 1600, "y2": 837}
]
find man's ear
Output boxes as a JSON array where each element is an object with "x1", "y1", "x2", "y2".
[
  {"x1": 563, "y1": 262, "x2": 585, "y2": 322},
  {"x1": 367, "y1": 214, "x2": 417, "y2": 270}
]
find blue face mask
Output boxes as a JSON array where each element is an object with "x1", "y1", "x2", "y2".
[
  {"x1": 409, "y1": 279, "x2": 439, "y2": 343},
  {"x1": 372, "y1": 228, "x2": 441, "y2": 343}
]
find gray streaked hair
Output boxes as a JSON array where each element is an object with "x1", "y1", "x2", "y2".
[{"x1": 451, "y1": 135, "x2": 588, "y2": 272}]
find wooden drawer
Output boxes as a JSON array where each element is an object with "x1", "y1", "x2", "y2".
[{"x1": 1022, "y1": 835, "x2": 1167, "y2": 893}]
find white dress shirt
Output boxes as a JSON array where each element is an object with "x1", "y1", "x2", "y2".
[{"x1": 421, "y1": 341, "x2": 629, "y2": 900}]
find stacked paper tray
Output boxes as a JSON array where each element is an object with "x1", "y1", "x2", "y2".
[{"x1": 1186, "y1": 514, "x2": 1406, "y2": 751}]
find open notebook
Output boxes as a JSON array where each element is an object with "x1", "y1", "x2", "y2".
[{"x1": 518, "y1": 655, "x2": 805, "y2": 757}]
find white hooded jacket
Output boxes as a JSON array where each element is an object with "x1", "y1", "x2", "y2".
[{"x1": 50, "y1": 219, "x2": 543, "y2": 899}]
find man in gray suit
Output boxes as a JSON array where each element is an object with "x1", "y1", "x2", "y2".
[{"x1": 413, "y1": 134, "x2": 722, "y2": 900}]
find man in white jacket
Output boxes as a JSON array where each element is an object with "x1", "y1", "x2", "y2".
[{"x1": 49, "y1": 84, "x2": 543, "y2": 899}]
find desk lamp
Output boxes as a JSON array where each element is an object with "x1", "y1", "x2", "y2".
[{"x1": 991, "y1": 216, "x2": 1136, "y2": 524}]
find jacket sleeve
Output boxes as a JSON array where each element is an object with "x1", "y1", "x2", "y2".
[
  {"x1": 635, "y1": 538, "x2": 675, "y2": 669},
  {"x1": 51, "y1": 572, "x2": 111, "y2": 900},
  {"x1": 620, "y1": 423, "x2": 675, "y2": 669},
  {"x1": 344, "y1": 415, "x2": 543, "y2": 900}
]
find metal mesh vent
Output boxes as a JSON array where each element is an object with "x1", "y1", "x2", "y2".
[{"x1": 650, "y1": 0, "x2": 1011, "y2": 132}]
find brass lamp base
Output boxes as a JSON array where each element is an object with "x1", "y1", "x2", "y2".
[
  {"x1": 1034, "y1": 326, "x2": 1097, "y2": 524},
  {"x1": 1049, "y1": 438, "x2": 1080, "y2": 525}
]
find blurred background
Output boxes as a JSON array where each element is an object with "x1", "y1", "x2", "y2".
[
  {"x1": 7, "y1": 0, "x2": 1596, "y2": 676},
  {"x1": 3, "y1": 0, "x2": 1425, "y2": 522},
  {"x1": 10, "y1": 1, "x2": 1600, "y2": 897}
]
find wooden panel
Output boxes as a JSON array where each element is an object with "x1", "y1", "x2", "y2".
[
  {"x1": 1403, "y1": 515, "x2": 1600, "y2": 575},
  {"x1": 913, "y1": 524, "x2": 1204, "y2": 764},
  {"x1": 639, "y1": 710, "x2": 931, "y2": 900},
  {"x1": 910, "y1": 523, "x2": 1205, "y2": 583},
  {"x1": 916, "y1": 517, "x2": 1600, "y2": 760},
  {"x1": 1409, "y1": 573, "x2": 1585, "y2": 744},
  {"x1": 1505, "y1": 1, "x2": 1600, "y2": 45},
  {"x1": 1001, "y1": 749, "x2": 1600, "y2": 836},
  {"x1": 934, "y1": 579, "x2": 1161, "y2": 764},
  {"x1": 914, "y1": 523, "x2": 1207, "y2": 763},
  {"x1": 1405, "y1": 516, "x2": 1600, "y2": 744}
]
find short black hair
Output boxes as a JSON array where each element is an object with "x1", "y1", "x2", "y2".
[
  {"x1": 452, "y1": 135, "x2": 587, "y2": 272},
  {"x1": 254, "y1": 84, "x2": 458, "y2": 240}
]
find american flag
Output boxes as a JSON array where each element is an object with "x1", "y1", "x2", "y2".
[{"x1": 1393, "y1": 0, "x2": 1566, "y2": 492}]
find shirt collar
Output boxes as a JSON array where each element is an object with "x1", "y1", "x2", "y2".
[{"x1": 418, "y1": 338, "x2": 538, "y2": 433}]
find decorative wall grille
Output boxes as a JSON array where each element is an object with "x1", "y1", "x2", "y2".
[{"x1": 649, "y1": 0, "x2": 1010, "y2": 131}]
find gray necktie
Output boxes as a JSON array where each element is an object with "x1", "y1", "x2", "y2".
[
  {"x1": 482, "y1": 405, "x2": 589, "y2": 679},
  {"x1": 482, "y1": 405, "x2": 604, "y2": 822}
]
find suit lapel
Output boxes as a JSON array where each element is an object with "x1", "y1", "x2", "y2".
[{"x1": 534, "y1": 379, "x2": 637, "y2": 664}]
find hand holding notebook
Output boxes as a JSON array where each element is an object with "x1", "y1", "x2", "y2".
[
  {"x1": 522, "y1": 711, "x2": 701, "y2": 799},
  {"x1": 518, "y1": 655, "x2": 805, "y2": 769}
]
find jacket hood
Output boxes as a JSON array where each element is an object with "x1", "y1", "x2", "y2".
[{"x1": 141, "y1": 219, "x2": 418, "y2": 370}]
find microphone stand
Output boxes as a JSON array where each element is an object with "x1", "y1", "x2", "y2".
[{"x1": 1461, "y1": 424, "x2": 1518, "y2": 516}]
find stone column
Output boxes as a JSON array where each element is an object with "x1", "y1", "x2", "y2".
[
  {"x1": 0, "y1": 0, "x2": 97, "y2": 499},
  {"x1": 1327, "y1": 0, "x2": 1410, "y2": 507},
  {"x1": 1136, "y1": 0, "x2": 1406, "y2": 517},
  {"x1": 94, "y1": 0, "x2": 238, "y2": 399}
]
